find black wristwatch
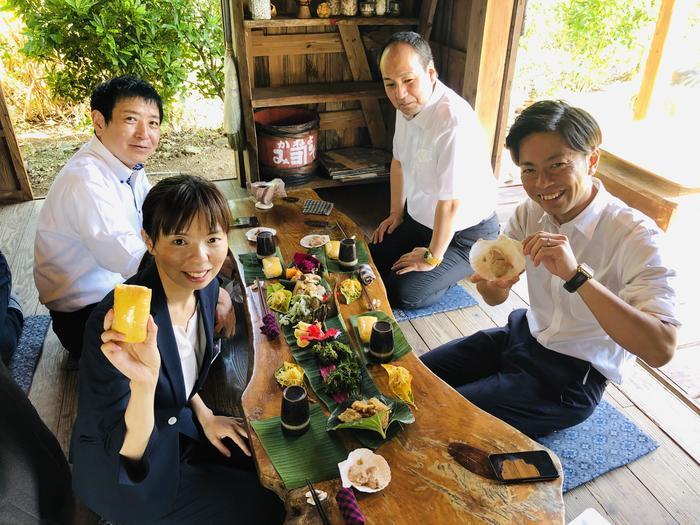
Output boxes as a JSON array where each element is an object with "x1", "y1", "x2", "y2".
[{"x1": 563, "y1": 263, "x2": 594, "y2": 293}]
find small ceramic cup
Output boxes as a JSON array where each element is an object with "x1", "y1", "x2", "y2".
[
  {"x1": 280, "y1": 385, "x2": 310, "y2": 436},
  {"x1": 256, "y1": 231, "x2": 276, "y2": 259},
  {"x1": 338, "y1": 238, "x2": 358, "y2": 268},
  {"x1": 368, "y1": 320, "x2": 394, "y2": 363}
]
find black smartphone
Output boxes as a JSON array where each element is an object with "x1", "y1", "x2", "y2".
[
  {"x1": 488, "y1": 450, "x2": 560, "y2": 483},
  {"x1": 232, "y1": 216, "x2": 260, "y2": 228}
]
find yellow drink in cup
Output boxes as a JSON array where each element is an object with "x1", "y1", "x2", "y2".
[{"x1": 113, "y1": 284, "x2": 152, "y2": 343}]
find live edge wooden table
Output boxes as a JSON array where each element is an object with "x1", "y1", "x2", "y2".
[{"x1": 228, "y1": 189, "x2": 564, "y2": 524}]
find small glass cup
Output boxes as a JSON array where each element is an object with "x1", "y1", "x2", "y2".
[
  {"x1": 256, "y1": 231, "x2": 276, "y2": 259},
  {"x1": 369, "y1": 320, "x2": 394, "y2": 363},
  {"x1": 281, "y1": 385, "x2": 310, "y2": 436},
  {"x1": 338, "y1": 238, "x2": 358, "y2": 268}
]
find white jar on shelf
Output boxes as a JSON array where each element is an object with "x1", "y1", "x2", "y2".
[
  {"x1": 375, "y1": 0, "x2": 386, "y2": 16},
  {"x1": 341, "y1": 0, "x2": 357, "y2": 16},
  {"x1": 251, "y1": 0, "x2": 272, "y2": 19}
]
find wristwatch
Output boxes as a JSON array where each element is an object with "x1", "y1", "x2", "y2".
[
  {"x1": 563, "y1": 263, "x2": 594, "y2": 293},
  {"x1": 423, "y1": 248, "x2": 442, "y2": 267}
]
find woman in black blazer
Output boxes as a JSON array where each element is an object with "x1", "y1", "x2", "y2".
[{"x1": 71, "y1": 175, "x2": 284, "y2": 524}]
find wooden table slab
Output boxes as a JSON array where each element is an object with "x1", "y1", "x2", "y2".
[{"x1": 228, "y1": 188, "x2": 564, "y2": 524}]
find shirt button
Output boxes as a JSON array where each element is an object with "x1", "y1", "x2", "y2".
[{"x1": 168, "y1": 417, "x2": 177, "y2": 425}]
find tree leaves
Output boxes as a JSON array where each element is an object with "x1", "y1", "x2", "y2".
[{"x1": 7, "y1": 0, "x2": 225, "y2": 104}]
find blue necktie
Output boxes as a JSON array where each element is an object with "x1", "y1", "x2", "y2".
[{"x1": 126, "y1": 164, "x2": 144, "y2": 219}]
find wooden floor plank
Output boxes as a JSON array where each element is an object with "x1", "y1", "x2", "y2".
[
  {"x1": 563, "y1": 486, "x2": 615, "y2": 525},
  {"x1": 28, "y1": 330, "x2": 68, "y2": 441},
  {"x1": 408, "y1": 312, "x2": 464, "y2": 350},
  {"x1": 462, "y1": 280, "x2": 528, "y2": 327},
  {"x1": 0, "y1": 200, "x2": 32, "y2": 268},
  {"x1": 397, "y1": 320, "x2": 430, "y2": 357},
  {"x1": 618, "y1": 363, "x2": 700, "y2": 463},
  {"x1": 11, "y1": 199, "x2": 43, "y2": 315}
]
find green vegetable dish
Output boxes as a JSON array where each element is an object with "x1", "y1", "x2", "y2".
[
  {"x1": 323, "y1": 360, "x2": 362, "y2": 396},
  {"x1": 311, "y1": 340, "x2": 354, "y2": 365}
]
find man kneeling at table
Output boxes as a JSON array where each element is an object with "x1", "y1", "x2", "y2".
[
  {"x1": 421, "y1": 100, "x2": 679, "y2": 437},
  {"x1": 33, "y1": 75, "x2": 234, "y2": 362}
]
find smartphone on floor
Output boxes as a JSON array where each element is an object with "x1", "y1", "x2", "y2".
[{"x1": 488, "y1": 450, "x2": 560, "y2": 483}]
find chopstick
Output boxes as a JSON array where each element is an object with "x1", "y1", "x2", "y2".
[
  {"x1": 306, "y1": 479, "x2": 331, "y2": 525},
  {"x1": 335, "y1": 220, "x2": 348, "y2": 239},
  {"x1": 255, "y1": 278, "x2": 268, "y2": 315},
  {"x1": 360, "y1": 280, "x2": 375, "y2": 311}
]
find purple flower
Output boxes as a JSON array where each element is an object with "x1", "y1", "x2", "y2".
[{"x1": 293, "y1": 252, "x2": 321, "y2": 273}]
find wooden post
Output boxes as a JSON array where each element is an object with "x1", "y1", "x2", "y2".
[
  {"x1": 460, "y1": 0, "x2": 519, "y2": 172},
  {"x1": 0, "y1": 82, "x2": 33, "y2": 202},
  {"x1": 633, "y1": 0, "x2": 675, "y2": 121}
]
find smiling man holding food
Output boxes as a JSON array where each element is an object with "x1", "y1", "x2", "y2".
[{"x1": 422, "y1": 100, "x2": 679, "y2": 437}]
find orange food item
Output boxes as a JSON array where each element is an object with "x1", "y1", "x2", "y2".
[{"x1": 113, "y1": 284, "x2": 152, "y2": 343}]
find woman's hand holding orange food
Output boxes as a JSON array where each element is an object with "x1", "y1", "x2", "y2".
[
  {"x1": 522, "y1": 231, "x2": 578, "y2": 282},
  {"x1": 101, "y1": 309, "x2": 160, "y2": 387}
]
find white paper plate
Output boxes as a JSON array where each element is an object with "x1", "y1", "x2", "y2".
[
  {"x1": 245, "y1": 227, "x2": 277, "y2": 242},
  {"x1": 300, "y1": 234, "x2": 330, "y2": 249}
]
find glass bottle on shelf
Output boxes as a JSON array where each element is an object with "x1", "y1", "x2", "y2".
[
  {"x1": 360, "y1": 0, "x2": 375, "y2": 16},
  {"x1": 389, "y1": 0, "x2": 401, "y2": 15},
  {"x1": 329, "y1": 0, "x2": 341, "y2": 15},
  {"x1": 341, "y1": 0, "x2": 357, "y2": 16}
]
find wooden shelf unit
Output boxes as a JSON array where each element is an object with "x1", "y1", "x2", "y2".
[{"x1": 231, "y1": 0, "x2": 420, "y2": 187}]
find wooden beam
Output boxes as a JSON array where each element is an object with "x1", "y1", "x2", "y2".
[
  {"x1": 417, "y1": 0, "x2": 440, "y2": 40},
  {"x1": 461, "y1": 0, "x2": 516, "y2": 159},
  {"x1": 634, "y1": 0, "x2": 676, "y2": 120},
  {"x1": 318, "y1": 109, "x2": 366, "y2": 130},
  {"x1": 338, "y1": 25, "x2": 388, "y2": 148},
  {"x1": 0, "y1": 82, "x2": 33, "y2": 201},
  {"x1": 244, "y1": 16, "x2": 419, "y2": 28},
  {"x1": 251, "y1": 32, "x2": 344, "y2": 56},
  {"x1": 492, "y1": 0, "x2": 527, "y2": 176},
  {"x1": 230, "y1": 0, "x2": 260, "y2": 182},
  {"x1": 252, "y1": 81, "x2": 386, "y2": 108}
]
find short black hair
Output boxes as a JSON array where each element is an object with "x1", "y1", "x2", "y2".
[
  {"x1": 90, "y1": 75, "x2": 163, "y2": 124},
  {"x1": 379, "y1": 31, "x2": 434, "y2": 70},
  {"x1": 505, "y1": 100, "x2": 602, "y2": 165},
  {"x1": 142, "y1": 175, "x2": 231, "y2": 245}
]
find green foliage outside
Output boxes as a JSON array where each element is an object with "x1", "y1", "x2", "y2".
[
  {"x1": 516, "y1": 0, "x2": 659, "y2": 98},
  {"x1": 4, "y1": 0, "x2": 224, "y2": 107}
]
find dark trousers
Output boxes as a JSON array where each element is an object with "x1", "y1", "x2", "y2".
[
  {"x1": 0, "y1": 251, "x2": 23, "y2": 366},
  {"x1": 420, "y1": 309, "x2": 608, "y2": 437},
  {"x1": 50, "y1": 303, "x2": 97, "y2": 361},
  {"x1": 369, "y1": 211, "x2": 499, "y2": 309},
  {"x1": 124, "y1": 435, "x2": 285, "y2": 525}
]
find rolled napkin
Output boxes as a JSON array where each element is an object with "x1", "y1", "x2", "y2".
[
  {"x1": 356, "y1": 264, "x2": 375, "y2": 286},
  {"x1": 335, "y1": 487, "x2": 366, "y2": 525}
]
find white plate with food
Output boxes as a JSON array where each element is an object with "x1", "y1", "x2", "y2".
[
  {"x1": 338, "y1": 448, "x2": 391, "y2": 493},
  {"x1": 246, "y1": 227, "x2": 277, "y2": 242},
  {"x1": 300, "y1": 234, "x2": 330, "y2": 249}
]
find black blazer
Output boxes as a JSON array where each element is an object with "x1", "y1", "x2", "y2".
[{"x1": 70, "y1": 262, "x2": 218, "y2": 523}]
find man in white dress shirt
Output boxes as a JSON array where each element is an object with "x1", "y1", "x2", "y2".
[
  {"x1": 370, "y1": 32, "x2": 499, "y2": 310},
  {"x1": 422, "y1": 100, "x2": 679, "y2": 436},
  {"x1": 34, "y1": 76, "x2": 161, "y2": 360},
  {"x1": 34, "y1": 76, "x2": 234, "y2": 361}
]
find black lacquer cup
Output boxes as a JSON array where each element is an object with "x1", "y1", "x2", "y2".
[
  {"x1": 280, "y1": 385, "x2": 310, "y2": 436},
  {"x1": 338, "y1": 238, "x2": 358, "y2": 268},
  {"x1": 256, "y1": 231, "x2": 276, "y2": 259},
  {"x1": 369, "y1": 320, "x2": 394, "y2": 363}
]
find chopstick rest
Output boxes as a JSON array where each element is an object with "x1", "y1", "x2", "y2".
[
  {"x1": 335, "y1": 487, "x2": 366, "y2": 524},
  {"x1": 305, "y1": 489, "x2": 328, "y2": 505},
  {"x1": 356, "y1": 264, "x2": 376, "y2": 285}
]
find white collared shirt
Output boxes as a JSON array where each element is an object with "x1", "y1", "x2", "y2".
[
  {"x1": 392, "y1": 79, "x2": 497, "y2": 231},
  {"x1": 34, "y1": 136, "x2": 151, "y2": 311},
  {"x1": 173, "y1": 308, "x2": 202, "y2": 399},
  {"x1": 505, "y1": 178, "x2": 679, "y2": 383}
]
